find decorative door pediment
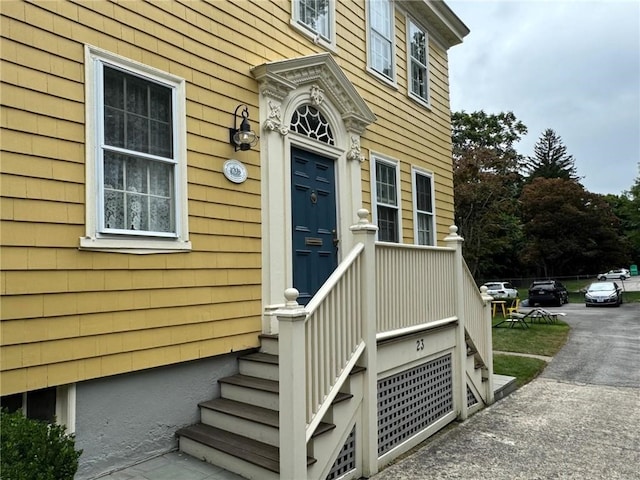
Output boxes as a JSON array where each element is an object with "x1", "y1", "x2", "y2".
[{"x1": 251, "y1": 53, "x2": 376, "y2": 135}]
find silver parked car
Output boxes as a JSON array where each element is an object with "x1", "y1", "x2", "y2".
[
  {"x1": 482, "y1": 281, "x2": 518, "y2": 300},
  {"x1": 585, "y1": 281, "x2": 623, "y2": 307},
  {"x1": 598, "y1": 269, "x2": 630, "y2": 281}
]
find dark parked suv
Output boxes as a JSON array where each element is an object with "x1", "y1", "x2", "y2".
[{"x1": 528, "y1": 280, "x2": 569, "y2": 307}]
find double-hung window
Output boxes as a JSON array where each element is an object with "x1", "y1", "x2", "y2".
[
  {"x1": 368, "y1": 0, "x2": 394, "y2": 80},
  {"x1": 82, "y1": 46, "x2": 190, "y2": 253},
  {"x1": 413, "y1": 168, "x2": 435, "y2": 245},
  {"x1": 407, "y1": 19, "x2": 429, "y2": 104},
  {"x1": 293, "y1": 0, "x2": 335, "y2": 48},
  {"x1": 373, "y1": 157, "x2": 400, "y2": 242}
]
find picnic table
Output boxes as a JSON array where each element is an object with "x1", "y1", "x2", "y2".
[{"x1": 493, "y1": 308, "x2": 566, "y2": 329}]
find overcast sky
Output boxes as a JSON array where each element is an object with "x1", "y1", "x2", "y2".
[{"x1": 447, "y1": 0, "x2": 640, "y2": 195}]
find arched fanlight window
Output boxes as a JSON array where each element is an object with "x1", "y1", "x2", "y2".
[{"x1": 290, "y1": 105, "x2": 335, "y2": 145}]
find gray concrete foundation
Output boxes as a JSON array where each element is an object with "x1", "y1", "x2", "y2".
[{"x1": 74, "y1": 353, "x2": 241, "y2": 479}]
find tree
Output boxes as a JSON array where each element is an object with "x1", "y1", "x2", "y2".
[
  {"x1": 604, "y1": 164, "x2": 640, "y2": 264},
  {"x1": 452, "y1": 111, "x2": 528, "y2": 278},
  {"x1": 520, "y1": 178, "x2": 629, "y2": 277},
  {"x1": 524, "y1": 128, "x2": 579, "y2": 181}
]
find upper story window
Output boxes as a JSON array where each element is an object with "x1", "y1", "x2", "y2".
[
  {"x1": 81, "y1": 46, "x2": 191, "y2": 253},
  {"x1": 293, "y1": 0, "x2": 336, "y2": 48},
  {"x1": 372, "y1": 156, "x2": 400, "y2": 242},
  {"x1": 407, "y1": 19, "x2": 429, "y2": 105},
  {"x1": 368, "y1": 0, "x2": 395, "y2": 80},
  {"x1": 413, "y1": 168, "x2": 435, "y2": 245}
]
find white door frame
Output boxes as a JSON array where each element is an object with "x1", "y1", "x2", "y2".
[{"x1": 251, "y1": 53, "x2": 376, "y2": 332}]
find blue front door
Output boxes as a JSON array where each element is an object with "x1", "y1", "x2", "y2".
[{"x1": 291, "y1": 147, "x2": 338, "y2": 305}]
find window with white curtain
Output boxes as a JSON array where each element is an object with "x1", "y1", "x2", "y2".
[
  {"x1": 407, "y1": 19, "x2": 429, "y2": 104},
  {"x1": 82, "y1": 46, "x2": 190, "y2": 253},
  {"x1": 368, "y1": 0, "x2": 394, "y2": 80},
  {"x1": 413, "y1": 168, "x2": 435, "y2": 246}
]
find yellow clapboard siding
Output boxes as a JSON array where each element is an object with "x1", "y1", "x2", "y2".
[
  {"x1": 10, "y1": 198, "x2": 82, "y2": 224},
  {"x1": 1, "y1": 171, "x2": 84, "y2": 204},
  {"x1": 1, "y1": 221, "x2": 83, "y2": 248},
  {"x1": 0, "y1": 332, "x2": 260, "y2": 393},
  {"x1": 1, "y1": 299, "x2": 262, "y2": 345},
  {"x1": 0, "y1": 0, "x2": 459, "y2": 391},
  {"x1": 2, "y1": 103, "x2": 84, "y2": 141},
  {"x1": 1, "y1": 129, "x2": 84, "y2": 165},
  {"x1": 3, "y1": 315, "x2": 260, "y2": 371},
  {"x1": 0, "y1": 294, "x2": 45, "y2": 320}
]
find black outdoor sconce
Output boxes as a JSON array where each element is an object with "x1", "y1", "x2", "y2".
[{"x1": 229, "y1": 104, "x2": 259, "y2": 151}]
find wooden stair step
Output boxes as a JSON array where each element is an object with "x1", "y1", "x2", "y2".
[
  {"x1": 242, "y1": 352, "x2": 279, "y2": 365},
  {"x1": 219, "y1": 374, "x2": 279, "y2": 393},
  {"x1": 177, "y1": 423, "x2": 316, "y2": 473},
  {"x1": 200, "y1": 398, "x2": 278, "y2": 428},
  {"x1": 332, "y1": 392, "x2": 353, "y2": 405},
  {"x1": 201, "y1": 398, "x2": 336, "y2": 438}
]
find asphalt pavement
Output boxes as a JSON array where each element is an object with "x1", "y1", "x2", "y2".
[{"x1": 371, "y1": 301, "x2": 640, "y2": 480}]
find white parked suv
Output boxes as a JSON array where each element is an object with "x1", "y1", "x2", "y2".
[
  {"x1": 481, "y1": 281, "x2": 518, "y2": 300},
  {"x1": 598, "y1": 269, "x2": 630, "y2": 281}
]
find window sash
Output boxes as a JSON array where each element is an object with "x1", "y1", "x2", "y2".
[
  {"x1": 375, "y1": 160, "x2": 399, "y2": 242},
  {"x1": 416, "y1": 212, "x2": 433, "y2": 245},
  {"x1": 298, "y1": 0, "x2": 331, "y2": 39},
  {"x1": 414, "y1": 171, "x2": 434, "y2": 245},
  {"x1": 369, "y1": 0, "x2": 393, "y2": 78},
  {"x1": 408, "y1": 21, "x2": 428, "y2": 100},
  {"x1": 98, "y1": 63, "x2": 177, "y2": 237},
  {"x1": 378, "y1": 205, "x2": 399, "y2": 242}
]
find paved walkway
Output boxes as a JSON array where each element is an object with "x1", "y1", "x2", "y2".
[
  {"x1": 493, "y1": 350, "x2": 553, "y2": 362},
  {"x1": 97, "y1": 451, "x2": 244, "y2": 480},
  {"x1": 370, "y1": 378, "x2": 640, "y2": 480}
]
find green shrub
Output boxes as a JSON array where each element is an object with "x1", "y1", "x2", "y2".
[{"x1": 0, "y1": 409, "x2": 82, "y2": 480}]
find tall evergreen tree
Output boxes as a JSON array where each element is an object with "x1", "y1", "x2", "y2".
[{"x1": 524, "y1": 128, "x2": 578, "y2": 181}]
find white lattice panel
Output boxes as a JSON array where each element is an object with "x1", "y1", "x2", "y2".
[{"x1": 377, "y1": 354, "x2": 453, "y2": 455}]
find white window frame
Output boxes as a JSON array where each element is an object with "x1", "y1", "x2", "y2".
[
  {"x1": 371, "y1": 154, "x2": 402, "y2": 243},
  {"x1": 412, "y1": 167, "x2": 436, "y2": 246},
  {"x1": 406, "y1": 17, "x2": 430, "y2": 107},
  {"x1": 366, "y1": 0, "x2": 396, "y2": 84},
  {"x1": 5, "y1": 385, "x2": 76, "y2": 432},
  {"x1": 291, "y1": 0, "x2": 336, "y2": 50},
  {"x1": 81, "y1": 46, "x2": 190, "y2": 254}
]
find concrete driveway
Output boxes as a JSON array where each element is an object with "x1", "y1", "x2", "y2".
[{"x1": 371, "y1": 302, "x2": 640, "y2": 480}]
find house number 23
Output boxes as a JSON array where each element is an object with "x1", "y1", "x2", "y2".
[{"x1": 416, "y1": 339, "x2": 424, "y2": 351}]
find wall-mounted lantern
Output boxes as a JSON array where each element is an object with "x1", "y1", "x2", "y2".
[{"x1": 229, "y1": 105, "x2": 259, "y2": 151}]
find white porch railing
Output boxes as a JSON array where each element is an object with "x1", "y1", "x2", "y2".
[
  {"x1": 463, "y1": 261, "x2": 490, "y2": 364},
  {"x1": 276, "y1": 212, "x2": 492, "y2": 480},
  {"x1": 303, "y1": 243, "x2": 366, "y2": 437},
  {"x1": 376, "y1": 243, "x2": 456, "y2": 336}
]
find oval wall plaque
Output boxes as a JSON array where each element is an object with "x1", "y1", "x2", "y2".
[{"x1": 223, "y1": 159, "x2": 248, "y2": 184}]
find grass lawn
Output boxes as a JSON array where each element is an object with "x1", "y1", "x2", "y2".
[
  {"x1": 493, "y1": 354, "x2": 547, "y2": 388},
  {"x1": 492, "y1": 317, "x2": 570, "y2": 387},
  {"x1": 492, "y1": 318, "x2": 570, "y2": 356}
]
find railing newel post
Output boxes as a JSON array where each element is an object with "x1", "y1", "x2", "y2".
[
  {"x1": 444, "y1": 225, "x2": 468, "y2": 421},
  {"x1": 277, "y1": 288, "x2": 308, "y2": 480},
  {"x1": 480, "y1": 285, "x2": 495, "y2": 404},
  {"x1": 350, "y1": 209, "x2": 379, "y2": 477}
]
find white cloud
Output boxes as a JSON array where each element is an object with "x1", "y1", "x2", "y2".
[{"x1": 448, "y1": 0, "x2": 640, "y2": 194}]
